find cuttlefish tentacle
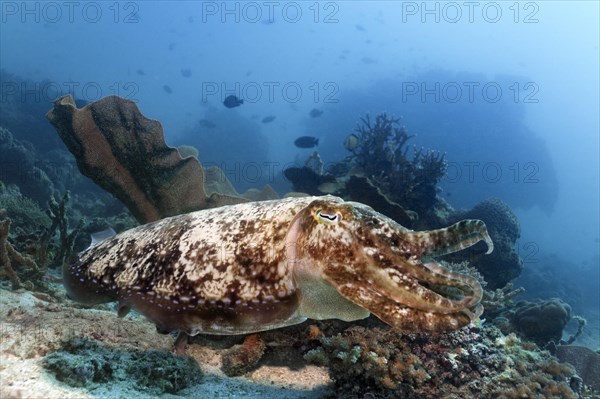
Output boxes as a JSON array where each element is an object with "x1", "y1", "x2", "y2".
[
  {"x1": 289, "y1": 198, "x2": 492, "y2": 332},
  {"x1": 335, "y1": 283, "x2": 477, "y2": 333},
  {"x1": 421, "y1": 261, "x2": 483, "y2": 309},
  {"x1": 410, "y1": 220, "x2": 494, "y2": 257},
  {"x1": 64, "y1": 195, "x2": 493, "y2": 336}
]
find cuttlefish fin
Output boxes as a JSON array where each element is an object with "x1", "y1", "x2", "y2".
[
  {"x1": 295, "y1": 261, "x2": 370, "y2": 322},
  {"x1": 117, "y1": 304, "x2": 131, "y2": 318},
  {"x1": 336, "y1": 283, "x2": 478, "y2": 333},
  {"x1": 89, "y1": 228, "x2": 117, "y2": 249},
  {"x1": 411, "y1": 219, "x2": 494, "y2": 257}
]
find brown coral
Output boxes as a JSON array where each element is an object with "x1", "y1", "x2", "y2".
[
  {"x1": 0, "y1": 214, "x2": 39, "y2": 289},
  {"x1": 221, "y1": 334, "x2": 267, "y2": 377}
]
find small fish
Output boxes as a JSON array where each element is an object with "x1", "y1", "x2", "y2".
[
  {"x1": 317, "y1": 181, "x2": 343, "y2": 194},
  {"x1": 309, "y1": 108, "x2": 323, "y2": 118},
  {"x1": 223, "y1": 95, "x2": 243, "y2": 108},
  {"x1": 361, "y1": 57, "x2": 377, "y2": 65},
  {"x1": 168, "y1": 42, "x2": 176, "y2": 51},
  {"x1": 343, "y1": 134, "x2": 359, "y2": 151},
  {"x1": 136, "y1": 69, "x2": 145, "y2": 76},
  {"x1": 163, "y1": 85, "x2": 173, "y2": 94},
  {"x1": 262, "y1": 115, "x2": 276, "y2": 124},
  {"x1": 181, "y1": 68, "x2": 192, "y2": 78},
  {"x1": 198, "y1": 119, "x2": 216, "y2": 129},
  {"x1": 294, "y1": 136, "x2": 319, "y2": 148}
]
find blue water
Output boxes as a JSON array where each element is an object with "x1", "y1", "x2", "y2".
[{"x1": 1, "y1": 0, "x2": 598, "y2": 343}]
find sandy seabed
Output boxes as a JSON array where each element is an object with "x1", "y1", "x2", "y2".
[{"x1": 0, "y1": 289, "x2": 332, "y2": 399}]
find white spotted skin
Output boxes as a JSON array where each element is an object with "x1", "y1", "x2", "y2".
[
  {"x1": 65, "y1": 196, "x2": 319, "y2": 335},
  {"x1": 64, "y1": 195, "x2": 493, "y2": 336}
]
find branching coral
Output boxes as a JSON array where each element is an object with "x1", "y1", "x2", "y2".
[
  {"x1": 38, "y1": 192, "x2": 82, "y2": 268},
  {"x1": 345, "y1": 113, "x2": 447, "y2": 216},
  {"x1": 0, "y1": 212, "x2": 39, "y2": 289},
  {"x1": 285, "y1": 113, "x2": 446, "y2": 224},
  {"x1": 482, "y1": 283, "x2": 526, "y2": 314}
]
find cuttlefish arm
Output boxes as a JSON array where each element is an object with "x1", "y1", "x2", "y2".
[
  {"x1": 64, "y1": 195, "x2": 493, "y2": 336},
  {"x1": 287, "y1": 199, "x2": 493, "y2": 333}
]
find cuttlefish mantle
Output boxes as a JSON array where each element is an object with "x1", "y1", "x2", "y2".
[{"x1": 64, "y1": 195, "x2": 493, "y2": 335}]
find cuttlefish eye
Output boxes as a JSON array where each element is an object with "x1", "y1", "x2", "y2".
[{"x1": 314, "y1": 208, "x2": 342, "y2": 225}]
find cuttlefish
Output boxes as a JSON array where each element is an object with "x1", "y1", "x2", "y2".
[{"x1": 64, "y1": 196, "x2": 493, "y2": 336}]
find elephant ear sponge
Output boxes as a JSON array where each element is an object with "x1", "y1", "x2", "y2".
[
  {"x1": 444, "y1": 198, "x2": 522, "y2": 289},
  {"x1": 47, "y1": 95, "x2": 245, "y2": 224}
]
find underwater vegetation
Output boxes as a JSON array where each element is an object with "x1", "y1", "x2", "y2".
[{"x1": 0, "y1": 91, "x2": 597, "y2": 398}]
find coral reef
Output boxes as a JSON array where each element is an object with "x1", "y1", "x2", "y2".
[
  {"x1": 204, "y1": 165, "x2": 279, "y2": 201},
  {"x1": 0, "y1": 187, "x2": 87, "y2": 292},
  {"x1": 444, "y1": 197, "x2": 522, "y2": 289},
  {"x1": 283, "y1": 166, "x2": 336, "y2": 196},
  {"x1": 481, "y1": 282, "x2": 526, "y2": 314},
  {"x1": 43, "y1": 337, "x2": 202, "y2": 395},
  {"x1": 336, "y1": 175, "x2": 416, "y2": 227},
  {"x1": 285, "y1": 113, "x2": 446, "y2": 223},
  {"x1": 344, "y1": 113, "x2": 446, "y2": 217},
  {"x1": 303, "y1": 322, "x2": 580, "y2": 398},
  {"x1": 0, "y1": 183, "x2": 51, "y2": 236}
]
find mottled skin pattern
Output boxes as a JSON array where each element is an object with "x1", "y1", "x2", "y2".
[{"x1": 64, "y1": 196, "x2": 493, "y2": 336}]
